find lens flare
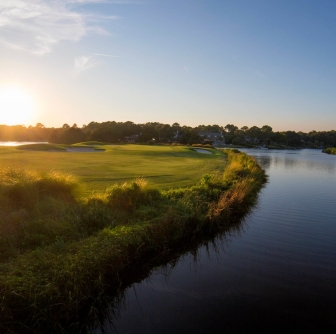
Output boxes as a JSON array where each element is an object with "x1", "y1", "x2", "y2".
[{"x1": 0, "y1": 86, "x2": 35, "y2": 125}]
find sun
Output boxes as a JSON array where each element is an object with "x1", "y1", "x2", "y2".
[{"x1": 0, "y1": 86, "x2": 35, "y2": 125}]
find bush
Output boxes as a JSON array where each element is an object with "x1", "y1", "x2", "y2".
[
  {"x1": 191, "y1": 144, "x2": 214, "y2": 148},
  {"x1": 323, "y1": 147, "x2": 336, "y2": 155}
]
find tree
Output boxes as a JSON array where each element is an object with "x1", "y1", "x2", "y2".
[
  {"x1": 49, "y1": 129, "x2": 61, "y2": 143},
  {"x1": 35, "y1": 123, "x2": 45, "y2": 129},
  {"x1": 62, "y1": 127, "x2": 87, "y2": 144},
  {"x1": 271, "y1": 132, "x2": 286, "y2": 145},
  {"x1": 247, "y1": 126, "x2": 261, "y2": 143},
  {"x1": 261, "y1": 125, "x2": 272, "y2": 133},
  {"x1": 179, "y1": 126, "x2": 200, "y2": 145},
  {"x1": 260, "y1": 125, "x2": 273, "y2": 144},
  {"x1": 285, "y1": 131, "x2": 301, "y2": 147},
  {"x1": 224, "y1": 124, "x2": 238, "y2": 133},
  {"x1": 90, "y1": 127, "x2": 115, "y2": 143}
]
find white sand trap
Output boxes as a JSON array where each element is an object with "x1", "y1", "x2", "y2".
[
  {"x1": 193, "y1": 148, "x2": 212, "y2": 154},
  {"x1": 66, "y1": 147, "x2": 104, "y2": 152}
]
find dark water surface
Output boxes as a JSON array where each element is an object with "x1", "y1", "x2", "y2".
[{"x1": 97, "y1": 149, "x2": 336, "y2": 333}]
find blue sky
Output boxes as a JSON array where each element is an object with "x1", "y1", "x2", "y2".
[{"x1": 0, "y1": 0, "x2": 335, "y2": 131}]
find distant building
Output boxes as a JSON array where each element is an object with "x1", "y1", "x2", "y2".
[
  {"x1": 124, "y1": 135, "x2": 138, "y2": 143},
  {"x1": 244, "y1": 136, "x2": 259, "y2": 144},
  {"x1": 198, "y1": 131, "x2": 225, "y2": 146}
]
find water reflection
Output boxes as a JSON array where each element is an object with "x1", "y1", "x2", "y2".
[
  {"x1": 241, "y1": 149, "x2": 336, "y2": 174},
  {"x1": 252, "y1": 155, "x2": 271, "y2": 170},
  {"x1": 89, "y1": 213, "x2": 256, "y2": 334},
  {"x1": 92, "y1": 149, "x2": 336, "y2": 333}
]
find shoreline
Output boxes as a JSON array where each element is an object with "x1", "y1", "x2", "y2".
[{"x1": 0, "y1": 149, "x2": 266, "y2": 333}]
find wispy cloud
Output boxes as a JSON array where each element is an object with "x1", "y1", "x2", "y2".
[
  {"x1": 92, "y1": 53, "x2": 119, "y2": 57},
  {"x1": 74, "y1": 55, "x2": 98, "y2": 73},
  {"x1": 68, "y1": 0, "x2": 145, "y2": 4},
  {"x1": 74, "y1": 52, "x2": 118, "y2": 73},
  {"x1": 68, "y1": 0, "x2": 107, "y2": 3},
  {"x1": 0, "y1": 0, "x2": 117, "y2": 55}
]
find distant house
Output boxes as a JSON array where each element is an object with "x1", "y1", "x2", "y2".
[
  {"x1": 170, "y1": 130, "x2": 180, "y2": 143},
  {"x1": 198, "y1": 131, "x2": 225, "y2": 147},
  {"x1": 124, "y1": 135, "x2": 138, "y2": 143},
  {"x1": 244, "y1": 136, "x2": 259, "y2": 144}
]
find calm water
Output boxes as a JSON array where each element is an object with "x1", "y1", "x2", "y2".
[{"x1": 97, "y1": 149, "x2": 336, "y2": 333}]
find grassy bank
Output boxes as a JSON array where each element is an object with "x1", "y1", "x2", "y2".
[
  {"x1": 322, "y1": 147, "x2": 336, "y2": 155},
  {"x1": 0, "y1": 148, "x2": 266, "y2": 333}
]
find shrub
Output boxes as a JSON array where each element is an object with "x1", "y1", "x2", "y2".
[{"x1": 323, "y1": 147, "x2": 336, "y2": 155}]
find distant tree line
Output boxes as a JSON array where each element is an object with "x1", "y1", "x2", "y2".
[{"x1": 0, "y1": 122, "x2": 335, "y2": 148}]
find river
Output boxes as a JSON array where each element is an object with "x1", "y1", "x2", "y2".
[{"x1": 95, "y1": 149, "x2": 336, "y2": 333}]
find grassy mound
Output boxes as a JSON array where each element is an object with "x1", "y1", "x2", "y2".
[
  {"x1": 0, "y1": 149, "x2": 266, "y2": 333},
  {"x1": 74, "y1": 141, "x2": 108, "y2": 146},
  {"x1": 16, "y1": 143, "x2": 66, "y2": 151}
]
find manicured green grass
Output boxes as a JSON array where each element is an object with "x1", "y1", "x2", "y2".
[
  {"x1": 16, "y1": 143, "x2": 67, "y2": 151},
  {"x1": 0, "y1": 144, "x2": 226, "y2": 193}
]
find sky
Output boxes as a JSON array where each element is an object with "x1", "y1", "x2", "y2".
[{"x1": 0, "y1": 0, "x2": 336, "y2": 132}]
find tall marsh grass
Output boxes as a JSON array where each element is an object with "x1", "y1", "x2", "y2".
[
  {"x1": 0, "y1": 168, "x2": 80, "y2": 209},
  {"x1": 106, "y1": 178, "x2": 161, "y2": 211},
  {"x1": 0, "y1": 149, "x2": 266, "y2": 333},
  {"x1": 0, "y1": 168, "x2": 113, "y2": 262}
]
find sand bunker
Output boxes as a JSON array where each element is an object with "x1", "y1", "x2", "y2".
[{"x1": 193, "y1": 148, "x2": 212, "y2": 154}]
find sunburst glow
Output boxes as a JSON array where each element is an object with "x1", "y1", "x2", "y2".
[{"x1": 0, "y1": 86, "x2": 35, "y2": 125}]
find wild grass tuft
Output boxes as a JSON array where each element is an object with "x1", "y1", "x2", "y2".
[
  {"x1": 323, "y1": 147, "x2": 336, "y2": 155},
  {"x1": 223, "y1": 149, "x2": 266, "y2": 185},
  {"x1": 0, "y1": 168, "x2": 80, "y2": 209},
  {"x1": 0, "y1": 168, "x2": 113, "y2": 262},
  {"x1": 106, "y1": 178, "x2": 161, "y2": 212}
]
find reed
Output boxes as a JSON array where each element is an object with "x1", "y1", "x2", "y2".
[{"x1": 0, "y1": 168, "x2": 80, "y2": 208}]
